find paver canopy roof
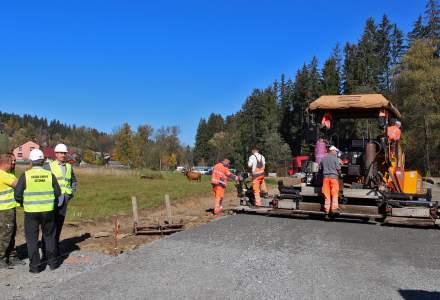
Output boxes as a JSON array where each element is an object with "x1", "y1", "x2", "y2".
[{"x1": 307, "y1": 94, "x2": 401, "y2": 119}]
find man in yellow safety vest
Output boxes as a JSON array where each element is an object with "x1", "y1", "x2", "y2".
[
  {"x1": 0, "y1": 154, "x2": 20, "y2": 268},
  {"x1": 14, "y1": 149, "x2": 61, "y2": 273},
  {"x1": 45, "y1": 143, "x2": 77, "y2": 249}
]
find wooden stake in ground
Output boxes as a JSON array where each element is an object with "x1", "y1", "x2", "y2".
[
  {"x1": 113, "y1": 216, "x2": 120, "y2": 256},
  {"x1": 165, "y1": 194, "x2": 172, "y2": 224},
  {"x1": 131, "y1": 196, "x2": 139, "y2": 234}
]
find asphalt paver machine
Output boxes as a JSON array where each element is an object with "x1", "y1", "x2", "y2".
[{"x1": 235, "y1": 94, "x2": 439, "y2": 226}]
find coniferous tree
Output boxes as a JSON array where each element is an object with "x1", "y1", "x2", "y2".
[
  {"x1": 358, "y1": 18, "x2": 380, "y2": 91},
  {"x1": 343, "y1": 42, "x2": 359, "y2": 94},
  {"x1": 408, "y1": 15, "x2": 427, "y2": 45},
  {"x1": 390, "y1": 24, "x2": 405, "y2": 67},
  {"x1": 308, "y1": 57, "x2": 322, "y2": 100},
  {"x1": 424, "y1": 0, "x2": 440, "y2": 54},
  {"x1": 279, "y1": 78, "x2": 295, "y2": 152},
  {"x1": 376, "y1": 15, "x2": 393, "y2": 93},
  {"x1": 193, "y1": 118, "x2": 209, "y2": 164},
  {"x1": 322, "y1": 46, "x2": 341, "y2": 95}
]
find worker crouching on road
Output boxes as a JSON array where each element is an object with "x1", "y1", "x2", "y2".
[
  {"x1": 45, "y1": 143, "x2": 77, "y2": 250},
  {"x1": 319, "y1": 146, "x2": 341, "y2": 217},
  {"x1": 0, "y1": 154, "x2": 22, "y2": 268},
  {"x1": 248, "y1": 146, "x2": 268, "y2": 207},
  {"x1": 14, "y1": 149, "x2": 61, "y2": 273},
  {"x1": 211, "y1": 159, "x2": 239, "y2": 215}
]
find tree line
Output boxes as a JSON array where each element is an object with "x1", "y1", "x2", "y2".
[
  {"x1": 0, "y1": 113, "x2": 191, "y2": 169},
  {"x1": 194, "y1": 0, "x2": 440, "y2": 175},
  {"x1": 0, "y1": 112, "x2": 113, "y2": 156},
  {"x1": 112, "y1": 123, "x2": 192, "y2": 170}
]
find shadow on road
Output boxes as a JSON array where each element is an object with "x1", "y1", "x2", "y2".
[
  {"x1": 398, "y1": 289, "x2": 440, "y2": 300},
  {"x1": 15, "y1": 233, "x2": 91, "y2": 261}
]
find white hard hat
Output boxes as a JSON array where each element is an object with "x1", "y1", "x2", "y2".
[
  {"x1": 29, "y1": 149, "x2": 44, "y2": 161},
  {"x1": 54, "y1": 143, "x2": 68, "y2": 153},
  {"x1": 329, "y1": 146, "x2": 339, "y2": 152},
  {"x1": 395, "y1": 120, "x2": 401, "y2": 127}
]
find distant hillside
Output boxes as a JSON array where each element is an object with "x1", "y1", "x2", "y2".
[{"x1": 0, "y1": 111, "x2": 114, "y2": 153}]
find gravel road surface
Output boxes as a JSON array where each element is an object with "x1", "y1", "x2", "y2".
[{"x1": 2, "y1": 213, "x2": 436, "y2": 300}]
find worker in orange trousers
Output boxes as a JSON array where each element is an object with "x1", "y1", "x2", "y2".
[
  {"x1": 211, "y1": 159, "x2": 239, "y2": 214},
  {"x1": 247, "y1": 146, "x2": 268, "y2": 206},
  {"x1": 320, "y1": 146, "x2": 341, "y2": 215}
]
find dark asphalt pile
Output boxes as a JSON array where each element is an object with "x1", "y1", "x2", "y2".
[{"x1": 21, "y1": 214, "x2": 440, "y2": 300}]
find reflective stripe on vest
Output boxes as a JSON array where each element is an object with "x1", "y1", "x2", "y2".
[
  {"x1": 23, "y1": 168, "x2": 55, "y2": 213},
  {"x1": 0, "y1": 187, "x2": 17, "y2": 210},
  {"x1": 49, "y1": 161, "x2": 73, "y2": 195}
]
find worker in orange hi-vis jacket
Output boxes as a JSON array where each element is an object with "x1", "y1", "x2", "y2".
[
  {"x1": 247, "y1": 146, "x2": 268, "y2": 206},
  {"x1": 387, "y1": 120, "x2": 401, "y2": 142},
  {"x1": 319, "y1": 146, "x2": 341, "y2": 217},
  {"x1": 210, "y1": 159, "x2": 239, "y2": 215}
]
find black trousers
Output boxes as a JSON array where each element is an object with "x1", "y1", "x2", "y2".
[
  {"x1": 42, "y1": 202, "x2": 66, "y2": 255},
  {"x1": 24, "y1": 211, "x2": 58, "y2": 271},
  {"x1": 55, "y1": 213, "x2": 65, "y2": 245}
]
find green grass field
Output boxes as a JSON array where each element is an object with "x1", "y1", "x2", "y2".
[
  {"x1": 14, "y1": 167, "x2": 213, "y2": 223},
  {"x1": 14, "y1": 166, "x2": 276, "y2": 223},
  {"x1": 66, "y1": 168, "x2": 213, "y2": 221}
]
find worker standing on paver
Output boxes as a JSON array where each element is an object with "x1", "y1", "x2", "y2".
[
  {"x1": 319, "y1": 146, "x2": 341, "y2": 218},
  {"x1": 247, "y1": 146, "x2": 268, "y2": 207},
  {"x1": 211, "y1": 159, "x2": 239, "y2": 215},
  {"x1": 0, "y1": 154, "x2": 21, "y2": 268},
  {"x1": 387, "y1": 119, "x2": 401, "y2": 142},
  {"x1": 14, "y1": 149, "x2": 61, "y2": 273},
  {"x1": 45, "y1": 143, "x2": 77, "y2": 249}
]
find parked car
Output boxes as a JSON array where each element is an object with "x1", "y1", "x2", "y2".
[
  {"x1": 176, "y1": 166, "x2": 186, "y2": 173},
  {"x1": 205, "y1": 167, "x2": 213, "y2": 175},
  {"x1": 193, "y1": 166, "x2": 209, "y2": 175}
]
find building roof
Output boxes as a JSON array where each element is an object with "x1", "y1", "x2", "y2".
[
  {"x1": 13, "y1": 140, "x2": 40, "y2": 149},
  {"x1": 43, "y1": 147, "x2": 56, "y2": 159}
]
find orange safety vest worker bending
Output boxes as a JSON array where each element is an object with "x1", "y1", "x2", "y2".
[
  {"x1": 211, "y1": 159, "x2": 239, "y2": 215},
  {"x1": 247, "y1": 147, "x2": 268, "y2": 206},
  {"x1": 319, "y1": 146, "x2": 341, "y2": 216}
]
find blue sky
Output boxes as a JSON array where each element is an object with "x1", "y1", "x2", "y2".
[{"x1": 0, "y1": 1, "x2": 427, "y2": 145}]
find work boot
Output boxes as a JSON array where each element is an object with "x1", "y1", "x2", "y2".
[
  {"x1": 7, "y1": 256, "x2": 26, "y2": 266},
  {"x1": 324, "y1": 214, "x2": 330, "y2": 221},
  {"x1": 331, "y1": 208, "x2": 342, "y2": 216},
  {"x1": 29, "y1": 268, "x2": 41, "y2": 274},
  {"x1": 0, "y1": 258, "x2": 12, "y2": 269},
  {"x1": 49, "y1": 263, "x2": 60, "y2": 271}
]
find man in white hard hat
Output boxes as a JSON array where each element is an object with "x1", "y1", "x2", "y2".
[
  {"x1": 14, "y1": 149, "x2": 61, "y2": 273},
  {"x1": 44, "y1": 144, "x2": 77, "y2": 250},
  {"x1": 319, "y1": 145, "x2": 341, "y2": 219}
]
